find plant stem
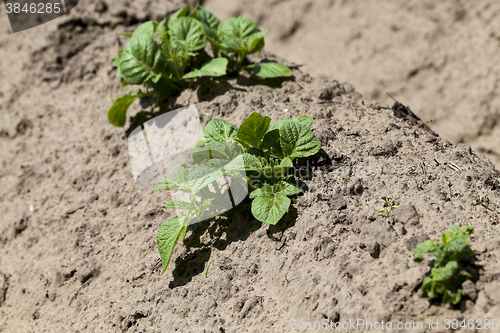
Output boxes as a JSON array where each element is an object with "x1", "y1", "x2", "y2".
[{"x1": 235, "y1": 52, "x2": 246, "y2": 71}]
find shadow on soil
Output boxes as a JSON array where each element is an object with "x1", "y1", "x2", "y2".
[{"x1": 168, "y1": 199, "x2": 297, "y2": 288}]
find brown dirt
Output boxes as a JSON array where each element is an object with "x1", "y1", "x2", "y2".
[{"x1": 1, "y1": 1, "x2": 500, "y2": 332}]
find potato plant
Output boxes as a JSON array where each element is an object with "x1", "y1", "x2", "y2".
[
  {"x1": 108, "y1": 4, "x2": 292, "y2": 127},
  {"x1": 413, "y1": 225, "x2": 476, "y2": 304},
  {"x1": 154, "y1": 112, "x2": 321, "y2": 274}
]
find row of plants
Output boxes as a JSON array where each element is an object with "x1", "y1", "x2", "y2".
[{"x1": 107, "y1": 4, "x2": 480, "y2": 308}]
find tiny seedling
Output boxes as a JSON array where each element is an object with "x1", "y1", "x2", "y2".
[
  {"x1": 285, "y1": 269, "x2": 297, "y2": 283},
  {"x1": 205, "y1": 264, "x2": 210, "y2": 278},
  {"x1": 154, "y1": 112, "x2": 321, "y2": 274},
  {"x1": 350, "y1": 104, "x2": 359, "y2": 121},
  {"x1": 471, "y1": 192, "x2": 488, "y2": 204},
  {"x1": 437, "y1": 142, "x2": 448, "y2": 150},
  {"x1": 377, "y1": 196, "x2": 399, "y2": 216},
  {"x1": 415, "y1": 182, "x2": 423, "y2": 191},
  {"x1": 285, "y1": 270, "x2": 291, "y2": 283},
  {"x1": 381, "y1": 163, "x2": 387, "y2": 174},
  {"x1": 342, "y1": 176, "x2": 351, "y2": 183},
  {"x1": 413, "y1": 225, "x2": 476, "y2": 304},
  {"x1": 108, "y1": 4, "x2": 292, "y2": 127},
  {"x1": 421, "y1": 162, "x2": 427, "y2": 180},
  {"x1": 381, "y1": 196, "x2": 398, "y2": 206}
]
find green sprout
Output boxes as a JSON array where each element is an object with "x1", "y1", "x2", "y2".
[
  {"x1": 471, "y1": 192, "x2": 488, "y2": 204},
  {"x1": 413, "y1": 225, "x2": 476, "y2": 304},
  {"x1": 205, "y1": 264, "x2": 210, "y2": 278},
  {"x1": 377, "y1": 196, "x2": 399, "y2": 216}
]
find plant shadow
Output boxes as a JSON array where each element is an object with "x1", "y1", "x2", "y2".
[
  {"x1": 168, "y1": 247, "x2": 212, "y2": 288},
  {"x1": 168, "y1": 198, "x2": 298, "y2": 288}
]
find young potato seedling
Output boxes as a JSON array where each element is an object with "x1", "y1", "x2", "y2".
[
  {"x1": 377, "y1": 196, "x2": 399, "y2": 216},
  {"x1": 108, "y1": 4, "x2": 292, "y2": 127},
  {"x1": 471, "y1": 192, "x2": 488, "y2": 204},
  {"x1": 154, "y1": 112, "x2": 321, "y2": 274},
  {"x1": 413, "y1": 225, "x2": 476, "y2": 304}
]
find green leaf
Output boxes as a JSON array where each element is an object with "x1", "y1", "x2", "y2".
[
  {"x1": 236, "y1": 112, "x2": 271, "y2": 148},
  {"x1": 224, "y1": 153, "x2": 266, "y2": 172},
  {"x1": 431, "y1": 261, "x2": 460, "y2": 282},
  {"x1": 196, "y1": 5, "x2": 223, "y2": 49},
  {"x1": 280, "y1": 157, "x2": 293, "y2": 168},
  {"x1": 187, "y1": 158, "x2": 229, "y2": 188},
  {"x1": 178, "y1": 224, "x2": 189, "y2": 242},
  {"x1": 279, "y1": 180, "x2": 302, "y2": 196},
  {"x1": 157, "y1": 215, "x2": 187, "y2": 274},
  {"x1": 196, "y1": 6, "x2": 220, "y2": 30},
  {"x1": 413, "y1": 240, "x2": 438, "y2": 262},
  {"x1": 203, "y1": 119, "x2": 239, "y2": 143},
  {"x1": 108, "y1": 90, "x2": 158, "y2": 127},
  {"x1": 132, "y1": 21, "x2": 158, "y2": 39},
  {"x1": 164, "y1": 200, "x2": 191, "y2": 210},
  {"x1": 294, "y1": 115, "x2": 313, "y2": 128},
  {"x1": 108, "y1": 93, "x2": 138, "y2": 127},
  {"x1": 247, "y1": 62, "x2": 292, "y2": 78},
  {"x1": 261, "y1": 129, "x2": 282, "y2": 158},
  {"x1": 156, "y1": 18, "x2": 168, "y2": 43},
  {"x1": 219, "y1": 16, "x2": 260, "y2": 52},
  {"x1": 182, "y1": 58, "x2": 228, "y2": 79},
  {"x1": 169, "y1": 4, "x2": 190, "y2": 22},
  {"x1": 250, "y1": 183, "x2": 291, "y2": 225},
  {"x1": 451, "y1": 290, "x2": 463, "y2": 305},
  {"x1": 186, "y1": 141, "x2": 241, "y2": 163},
  {"x1": 187, "y1": 153, "x2": 263, "y2": 193},
  {"x1": 247, "y1": 30, "x2": 267, "y2": 54},
  {"x1": 119, "y1": 34, "x2": 165, "y2": 85},
  {"x1": 168, "y1": 17, "x2": 206, "y2": 54},
  {"x1": 154, "y1": 167, "x2": 191, "y2": 192},
  {"x1": 111, "y1": 56, "x2": 122, "y2": 78},
  {"x1": 187, "y1": 3, "x2": 199, "y2": 19},
  {"x1": 186, "y1": 158, "x2": 247, "y2": 194},
  {"x1": 279, "y1": 121, "x2": 321, "y2": 159},
  {"x1": 268, "y1": 116, "x2": 313, "y2": 132},
  {"x1": 414, "y1": 225, "x2": 476, "y2": 304},
  {"x1": 434, "y1": 225, "x2": 475, "y2": 267}
]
